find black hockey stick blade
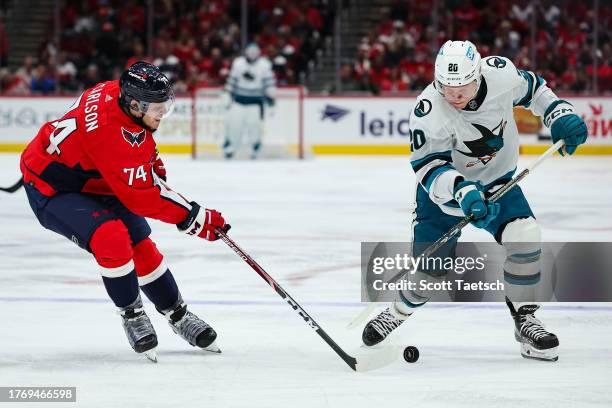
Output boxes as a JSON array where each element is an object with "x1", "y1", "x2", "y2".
[
  {"x1": 0, "y1": 177, "x2": 24, "y2": 193},
  {"x1": 216, "y1": 228, "x2": 400, "y2": 371}
]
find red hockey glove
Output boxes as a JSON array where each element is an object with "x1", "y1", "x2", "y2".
[
  {"x1": 177, "y1": 202, "x2": 229, "y2": 241},
  {"x1": 153, "y1": 149, "x2": 167, "y2": 181}
]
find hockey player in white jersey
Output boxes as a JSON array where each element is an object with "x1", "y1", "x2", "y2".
[
  {"x1": 222, "y1": 43, "x2": 276, "y2": 159},
  {"x1": 362, "y1": 41, "x2": 587, "y2": 361}
]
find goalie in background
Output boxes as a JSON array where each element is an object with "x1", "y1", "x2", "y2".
[{"x1": 222, "y1": 43, "x2": 276, "y2": 160}]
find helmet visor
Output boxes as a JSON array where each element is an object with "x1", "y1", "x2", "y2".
[{"x1": 134, "y1": 89, "x2": 176, "y2": 120}]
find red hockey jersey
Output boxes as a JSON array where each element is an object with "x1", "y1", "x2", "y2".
[{"x1": 20, "y1": 80, "x2": 191, "y2": 224}]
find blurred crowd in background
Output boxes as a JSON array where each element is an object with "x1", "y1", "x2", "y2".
[
  {"x1": 0, "y1": 0, "x2": 610, "y2": 95},
  {"x1": 341, "y1": 0, "x2": 612, "y2": 94},
  {"x1": 0, "y1": 0, "x2": 335, "y2": 94}
]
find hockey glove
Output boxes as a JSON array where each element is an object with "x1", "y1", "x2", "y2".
[
  {"x1": 453, "y1": 180, "x2": 500, "y2": 229},
  {"x1": 152, "y1": 149, "x2": 167, "y2": 181},
  {"x1": 177, "y1": 202, "x2": 229, "y2": 241},
  {"x1": 550, "y1": 114, "x2": 588, "y2": 156}
]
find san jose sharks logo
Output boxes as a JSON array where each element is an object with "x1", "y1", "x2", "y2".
[
  {"x1": 122, "y1": 127, "x2": 146, "y2": 147},
  {"x1": 414, "y1": 99, "x2": 432, "y2": 118},
  {"x1": 486, "y1": 57, "x2": 506, "y2": 69},
  {"x1": 321, "y1": 104, "x2": 350, "y2": 122},
  {"x1": 457, "y1": 119, "x2": 506, "y2": 167}
]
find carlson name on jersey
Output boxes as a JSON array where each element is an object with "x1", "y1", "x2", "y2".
[{"x1": 20, "y1": 80, "x2": 191, "y2": 224}]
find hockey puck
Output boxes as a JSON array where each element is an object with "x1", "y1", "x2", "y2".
[{"x1": 403, "y1": 346, "x2": 419, "y2": 363}]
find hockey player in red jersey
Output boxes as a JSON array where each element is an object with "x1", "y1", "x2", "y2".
[{"x1": 20, "y1": 61, "x2": 227, "y2": 361}]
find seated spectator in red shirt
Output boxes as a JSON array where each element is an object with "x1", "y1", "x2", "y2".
[
  {"x1": 199, "y1": 47, "x2": 225, "y2": 83},
  {"x1": 174, "y1": 33, "x2": 197, "y2": 62},
  {"x1": 410, "y1": 65, "x2": 430, "y2": 91},
  {"x1": 380, "y1": 67, "x2": 409, "y2": 93}
]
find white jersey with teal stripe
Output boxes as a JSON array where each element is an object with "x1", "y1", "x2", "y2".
[
  {"x1": 225, "y1": 56, "x2": 276, "y2": 104},
  {"x1": 409, "y1": 55, "x2": 564, "y2": 216}
]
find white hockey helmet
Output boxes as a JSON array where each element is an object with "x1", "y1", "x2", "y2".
[
  {"x1": 434, "y1": 40, "x2": 481, "y2": 93},
  {"x1": 245, "y1": 43, "x2": 261, "y2": 62}
]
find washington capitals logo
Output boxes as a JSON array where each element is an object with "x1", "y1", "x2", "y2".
[
  {"x1": 122, "y1": 127, "x2": 146, "y2": 147},
  {"x1": 458, "y1": 119, "x2": 506, "y2": 167},
  {"x1": 321, "y1": 104, "x2": 350, "y2": 122}
]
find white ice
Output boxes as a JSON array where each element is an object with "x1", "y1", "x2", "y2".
[{"x1": 0, "y1": 153, "x2": 611, "y2": 408}]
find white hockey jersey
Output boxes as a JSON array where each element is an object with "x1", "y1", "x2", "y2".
[
  {"x1": 225, "y1": 56, "x2": 276, "y2": 104},
  {"x1": 409, "y1": 56, "x2": 565, "y2": 215}
]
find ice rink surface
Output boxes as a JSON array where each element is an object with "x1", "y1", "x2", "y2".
[{"x1": 1, "y1": 152, "x2": 611, "y2": 408}]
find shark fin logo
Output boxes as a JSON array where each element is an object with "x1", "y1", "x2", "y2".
[
  {"x1": 485, "y1": 57, "x2": 506, "y2": 69},
  {"x1": 457, "y1": 119, "x2": 506, "y2": 167},
  {"x1": 414, "y1": 99, "x2": 432, "y2": 118},
  {"x1": 122, "y1": 127, "x2": 147, "y2": 147},
  {"x1": 321, "y1": 104, "x2": 350, "y2": 122}
]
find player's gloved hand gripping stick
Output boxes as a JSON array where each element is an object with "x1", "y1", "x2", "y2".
[
  {"x1": 216, "y1": 227, "x2": 400, "y2": 372},
  {"x1": 347, "y1": 139, "x2": 566, "y2": 329}
]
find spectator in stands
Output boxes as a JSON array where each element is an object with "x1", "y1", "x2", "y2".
[
  {"x1": 343, "y1": 0, "x2": 611, "y2": 94},
  {"x1": 410, "y1": 65, "x2": 430, "y2": 91},
  {"x1": 0, "y1": 0, "x2": 609, "y2": 95},
  {"x1": 153, "y1": 40, "x2": 181, "y2": 83},
  {"x1": 56, "y1": 52, "x2": 79, "y2": 92},
  {"x1": 81, "y1": 63, "x2": 99, "y2": 90},
  {"x1": 379, "y1": 66, "x2": 409, "y2": 93},
  {"x1": 15, "y1": 56, "x2": 35, "y2": 86},
  {"x1": 30, "y1": 64, "x2": 56, "y2": 94},
  {"x1": 125, "y1": 41, "x2": 152, "y2": 68},
  {"x1": 272, "y1": 55, "x2": 293, "y2": 86},
  {"x1": 336, "y1": 63, "x2": 361, "y2": 92}
]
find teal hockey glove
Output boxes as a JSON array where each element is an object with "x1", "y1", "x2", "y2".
[{"x1": 453, "y1": 180, "x2": 500, "y2": 229}]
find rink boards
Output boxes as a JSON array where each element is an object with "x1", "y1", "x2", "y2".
[{"x1": 0, "y1": 94, "x2": 611, "y2": 155}]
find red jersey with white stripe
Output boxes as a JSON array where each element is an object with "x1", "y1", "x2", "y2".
[{"x1": 20, "y1": 80, "x2": 191, "y2": 224}]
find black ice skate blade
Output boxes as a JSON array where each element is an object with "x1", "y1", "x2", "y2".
[
  {"x1": 520, "y1": 344, "x2": 558, "y2": 362},
  {"x1": 521, "y1": 353, "x2": 558, "y2": 362}
]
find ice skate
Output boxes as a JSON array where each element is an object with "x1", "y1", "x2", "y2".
[
  {"x1": 167, "y1": 304, "x2": 220, "y2": 353},
  {"x1": 119, "y1": 296, "x2": 158, "y2": 362},
  {"x1": 362, "y1": 304, "x2": 411, "y2": 347},
  {"x1": 507, "y1": 300, "x2": 559, "y2": 361}
]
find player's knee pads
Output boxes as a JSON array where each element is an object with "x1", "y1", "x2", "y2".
[
  {"x1": 133, "y1": 237, "x2": 167, "y2": 285},
  {"x1": 90, "y1": 220, "x2": 134, "y2": 272},
  {"x1": 501, "y1": 217, "x2": 542, "y2": 290},
  {"x1": 501, "y1": 217, "x2": 541, "y2": 243}
]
